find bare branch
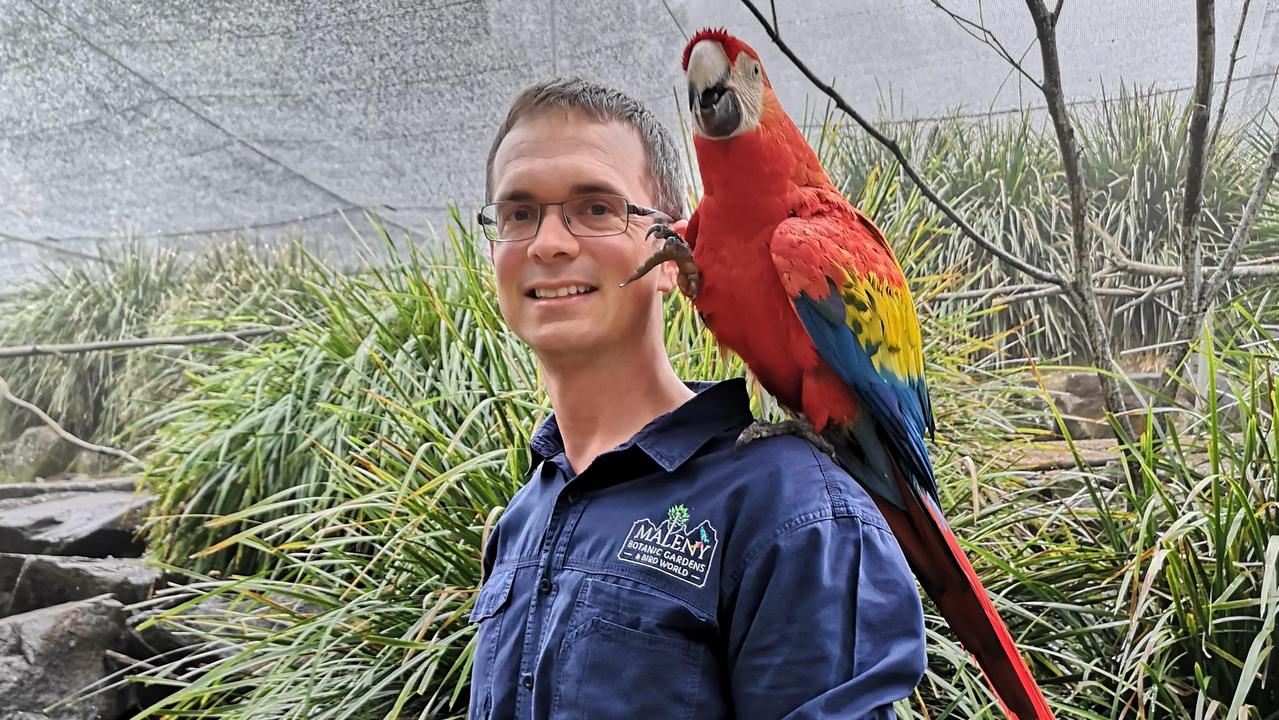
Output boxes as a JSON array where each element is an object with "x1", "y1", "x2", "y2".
[
  {"x1": 930, "y1": 0, "x2": 1044, "y2": 92},
  {"x1": 1110, "y1": 257, "x2": 1279, "y2": 279},
  {"x1": 1171, "y1": 0, "x2": 1216, "y2": 365},
  {"x1": 0, "y1": 374, "x2": 142, "y2": 468},
  {"x1": 1025, "y1": 0, "x2": 1132, "y2": 431},
  {"x1": 1050, "y1": 0, "x2": 1065, "y2": 22},
  {"x1": 1203, "y1": 129, "x2": 1279, "y2": 299},
  {"x1": 1115, "y1": 279, "x2": 1183, "y2": 314},
  {"x1": 992, "y1": 284, "x2": 1158, "y2": 306},
  {"x1": 935, "y1": 284, "x2": 1049, "y2": 302},
  {"x1": 1159, "y1": 125, "x2": 1279, "y2": 398},
  {"x1": 737, "y1": 0, "x2": 1065, "y2": 287},
  {"x1": 0, "y1": 232, "x2": 116, "y2": 266},
  {"x1": 0, "y1": 324, "x2": 295, "y2": 359},
  {"x1": 1207, "y1": 0, "x2": 1251, "y2": 154}
]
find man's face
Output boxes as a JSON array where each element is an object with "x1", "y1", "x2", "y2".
[{"x1": 488, "y1": 109, "x2": 675, "y2": 362}]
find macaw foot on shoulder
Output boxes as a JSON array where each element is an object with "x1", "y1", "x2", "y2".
[
  {"x1": 736, "y1": 418, "x2": 834, "y2": 456},
  {"x1": 620, "y1": 224, "x2": 701, "y2": 299}
]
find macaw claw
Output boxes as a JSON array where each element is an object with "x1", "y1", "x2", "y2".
[
  {"x1": 736, "y1": 418, "x2": 834, "y2": 455},
  {"x1": 621, "y1": 225, "x2": 702, "y2": 299}
]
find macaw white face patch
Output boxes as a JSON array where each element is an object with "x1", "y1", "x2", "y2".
[{"x1": 617, "y1": 504, "x2": 719, "y2": 588}]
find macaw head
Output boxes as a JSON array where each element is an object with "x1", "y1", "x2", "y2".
[{"x1": 682, "y1": 27, "x2": 771, "y2": 140}]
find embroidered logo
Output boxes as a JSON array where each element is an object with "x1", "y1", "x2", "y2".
[{"x1": 617, "y1": 504, "x2": 719, "y2": 588}]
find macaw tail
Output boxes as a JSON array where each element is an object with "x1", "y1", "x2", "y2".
[{"x1": 869, "y1": 462, "x2": 1055, "y2": 720}]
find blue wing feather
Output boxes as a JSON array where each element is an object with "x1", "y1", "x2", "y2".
[{"x1": 794, "y1": 282, "x2": 938, "y2": 503}]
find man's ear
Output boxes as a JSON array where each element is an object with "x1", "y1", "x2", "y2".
[{"x1": 654, "y1": 219, "x2": 689, "y2": 295}]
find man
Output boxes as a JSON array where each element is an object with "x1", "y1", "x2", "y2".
[{"x1": 470, "y1": 78, "x2": 926, "y2": 719}]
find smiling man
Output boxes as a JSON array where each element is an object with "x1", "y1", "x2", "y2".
[{"x1": 468, "y1": 78, "x2": 926, "y2": 720}]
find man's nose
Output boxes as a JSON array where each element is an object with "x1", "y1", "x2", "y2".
[{"x1": 527, "y1": 205, "x2": 580, "y2": 262}]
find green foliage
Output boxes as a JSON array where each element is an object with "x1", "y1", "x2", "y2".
[{"x1": 0, "y1": 239, "x2": 325, "y2": 446}]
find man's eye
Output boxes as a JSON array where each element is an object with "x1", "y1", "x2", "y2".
[
  {"x1": 588, "y1": 204, "x2": 609, "y2": 216},
  {"x1": 503, "y1": 206, "x2": 534, "y2": 222}
]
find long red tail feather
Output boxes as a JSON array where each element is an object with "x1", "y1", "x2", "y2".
[{"x1": 870, "y1": 467, "x2": 1055, "y2": 720}]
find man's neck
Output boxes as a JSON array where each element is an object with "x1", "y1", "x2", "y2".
[{"x1": 541, "y1": 348, "x2": 695, "y2": 475}]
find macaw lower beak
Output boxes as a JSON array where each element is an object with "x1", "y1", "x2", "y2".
[{"x1": 690, "y1": 80, "x2": 741, "y2": 139}]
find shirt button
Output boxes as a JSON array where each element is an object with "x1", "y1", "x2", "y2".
[
  {"x1": 538, "y1": 577, "x2": 553, "y2": 594},
  {"x1": 521, "y1": 674, "x2": 534, "y2": 690}
]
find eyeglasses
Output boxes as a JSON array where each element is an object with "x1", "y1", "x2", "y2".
[{"x1": 477, "y1": 194, "x2": 673, "y2": 243}]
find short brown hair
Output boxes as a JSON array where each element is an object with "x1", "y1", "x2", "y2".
[{"x1": 485, "y1": 78, "x2": 685, "y2": 220}]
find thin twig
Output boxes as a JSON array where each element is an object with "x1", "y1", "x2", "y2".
[
  {"x1": 992, "y1": 284, "x2": 1159, "y2": 306},
  {"x1": 0, "y1": 374, "x2": 142, "y2": 467},
  {"x1": 936, "y1": 284, "x2": 1049, "y2": 302},
  {"x1": 0, "y1": 233, "x2": 116, "y2": 266},
  {"x1": 0, "y1": 324, "x2": 296, "y2": 359},
  {"x1": 930, "y1": 0, "x2": 1045, "y2": 92},
  {"x1": 738, "y1": 0, "x2": 1064, "y2": 287},
  {"x1": 1204, "y1": 128, "x2": 1279, "y2": 297},
  {"x1": 1207, "y1": 0, "x2": 1251, "y2": 154},
  {"x1": 1115, "y1": 279, "x2": 1183, "y2": 314}
]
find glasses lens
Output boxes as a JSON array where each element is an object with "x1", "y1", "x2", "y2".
[
  {"x1": 482, "y1": 202, "x2": 539, "y2": 241},
  {"x1": 565, "y1": 195, "x2": 628, "y2": 237}
]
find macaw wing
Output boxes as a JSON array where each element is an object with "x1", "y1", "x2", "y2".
[{"x1": 770, "y1": 200, "x2": 937, "y2": 499}]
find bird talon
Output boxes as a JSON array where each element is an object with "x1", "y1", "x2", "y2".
[
  {"x1": 736, "y1": 418, "x2": 834, "y2": 455},
  {"x1": 622, "y1": 225, "x2": 702, "y2": 299}
]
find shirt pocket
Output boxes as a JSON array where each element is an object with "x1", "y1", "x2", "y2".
[
  {"x1": 468, "y1": 567, "x2": 515, "y2": 720},
  {"x1": 551, "y1": 577, "x2": 708, "y2": 720}
]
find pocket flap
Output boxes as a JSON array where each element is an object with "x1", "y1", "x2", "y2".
[{"x1": 469, "y1": 567, "x2": 515, "y2": 623}]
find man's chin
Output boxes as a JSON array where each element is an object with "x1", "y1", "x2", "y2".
[{"x1": 521, "y1": 323, "x2": 602, "y2": 360}]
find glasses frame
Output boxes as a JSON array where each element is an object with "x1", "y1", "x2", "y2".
[{"x1": 477, "y1": 194, "x2": 673, "y2": 243}]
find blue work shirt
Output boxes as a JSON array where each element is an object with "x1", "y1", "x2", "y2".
[{"x1": 469, "y1": 378, "x2": 926, "y2": 719}]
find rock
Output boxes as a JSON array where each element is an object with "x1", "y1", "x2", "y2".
[
  {"x1": 128, "y1": 590, "x2": 322, "y2": 657},
  {"x1": 1030, "y1": 372, "x2": 1163, "y2": 440},
  {"x1": 128, "y1": 594, "x2": 234, "y2": 656},
  {"x1": 0, "y1": 490, "x2": 153, "y2": 557},
  {"x1": 0, "y1": 596, "x2": 131, "y2": 720},
  {"x1": 0, "y1": 438, "x2": 15, "y2": 484},
  {"x1": 0, "y1": 554, "x2": 24, "y2": 617},
  {"x1": 67, "y1": 450, "x2": 122, "y2": 479},
  {"x1": 3, "y1": 554, "x2": 159, "y2": 617},
  {"x1": 4, "y1": 428, "x2": 77, "y2": 484},
  {"x1": 0, "y1": 476, "x2": 138, "y2": 501}
]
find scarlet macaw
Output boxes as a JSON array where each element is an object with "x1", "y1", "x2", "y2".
[{"x1": 626, "y1": 28, "x2": 1054, "y2": 720}]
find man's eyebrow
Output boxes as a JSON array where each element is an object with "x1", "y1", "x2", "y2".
[
  {"x1": 495, "y1": 189, "x2": 536, "y2": 202},
  {"x1": 494, "y1": 183, "x2": 626, "y2": 203},
  {"x1": 569, "y1": 182, "x2": 625, "y2": 197}
]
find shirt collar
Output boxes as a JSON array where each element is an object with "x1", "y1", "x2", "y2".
[{"x1": 529, "y1": 378, "x2": 754, "y2": 473}]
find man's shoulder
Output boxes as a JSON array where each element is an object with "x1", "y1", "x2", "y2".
[{"x1": 697, "y1": 432, "x2": 890, "y2": 535}]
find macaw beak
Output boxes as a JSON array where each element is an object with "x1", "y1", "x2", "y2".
[
  {"x1": 685, "y1": 40, "x2": 741, "y2": 139},
  {"x1": 689, "y1": 80, "x2": 741, "y2": 139}
]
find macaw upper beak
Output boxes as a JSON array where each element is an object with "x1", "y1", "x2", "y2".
[{"x1": 690, "y1": 80, "x2": 741, "y2": 139}]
